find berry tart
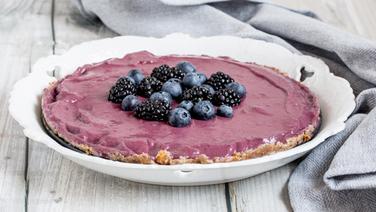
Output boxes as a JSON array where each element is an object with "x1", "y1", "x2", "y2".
[{"x1": 41, "y1": 51, "x2": 320, "y2": 165}]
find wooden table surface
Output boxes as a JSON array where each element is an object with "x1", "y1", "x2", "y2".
[{"x1": 1, "y1": 0, "x2": 375, "y2": 211}]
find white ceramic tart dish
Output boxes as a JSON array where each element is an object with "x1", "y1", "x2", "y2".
[{"x1": 9, "y1": 34, "x2": 355, "y2": 185}]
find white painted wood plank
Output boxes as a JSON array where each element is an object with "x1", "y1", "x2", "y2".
[
  {"x1": 26, "y1": 1, "x2": 228, "y2": 211},
  {"x1": 229, "y1": 163, "x2": 296, "y2": 212},
  {"x1": 345, "y1": 0, "x2": 376, "y2": 39},
  {"x1": 28, "y1": 152, "x2": 227, "y2": 212},
  {"x1": 0, "y1": 45, "x2": 27, "y2": 211},
  {"x1": 229, "y1": 1, "x2": 376, "y2": 212},
  {"x1": 0, "y1": 0, "x2": 52, "y2": 211}
]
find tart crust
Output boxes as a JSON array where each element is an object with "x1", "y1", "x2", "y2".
[
  {"x1": 41, "y1": 52, "x2": 321, "y2": 165},
  {"x1": 42, "y1": 87, "x2": 320, "y2": 165}
]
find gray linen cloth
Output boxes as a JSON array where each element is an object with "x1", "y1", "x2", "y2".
[{"x1": 74, "y1": 0, "x2": 376, "y2": 211}]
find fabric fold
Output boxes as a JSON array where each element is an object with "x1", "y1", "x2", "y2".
[
  {"x1": 288, "y1": 110, "x2": 376, "y2": 212},
  {"x1": 324, "y1": 89, "x2": 376, "y2": 191}
]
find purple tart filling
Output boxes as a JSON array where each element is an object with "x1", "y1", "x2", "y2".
[{"x1": 42, "y1": 51, "x2": 320, "y2": 163}]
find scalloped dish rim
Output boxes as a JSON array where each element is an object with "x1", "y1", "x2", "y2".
[{"x1": 9, "y1": 34, "x2": 355, "y2": 171}]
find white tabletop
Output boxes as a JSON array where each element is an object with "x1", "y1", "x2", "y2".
[{"x1": 1, "y1": 0, "x2": 375, "y2": 211}]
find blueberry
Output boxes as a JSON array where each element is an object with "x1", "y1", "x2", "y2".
[
  {"x1": 121, "y1": 95, "x2": 140, "y2": 111},
  {"x1": 168, "y1": 108, "x2": 192, "y2": 127},
  {"x1": 161, "y1": 79, "x2": 183, "y2": 99},
  {"x1": 150, "y1": 91, "x2": 172, "y2": 105},
  {"x1": 182, "y1": 73, "x2": 203, "y2": 88},
  {"x1": 226, "y1": 82, "x2": 246, "y2": 98},
  {"x1": 127, "y1": 69, "x2": 144, "y2": 85},
  {"x1": 217, "y1": 105, "x2": 233, "y2": 118},
  {"x1": 192, "y1": 100, "x2": 216, "y2": 120},
  {"x1": 178, "y1": 100, "x2": 194, "y2": 111},
  {"x1": 201, "y1": 84, "x2": 215, "y2": 95},
  {"x1": 167, "y1": 78, "x2": 182, "y2": 84},
  {"x1": 176, "y1": 61, "x2": 196, "y2": 74},
  {"x1": 197, "y1": 73, "x2": 207, "y2": 84}
]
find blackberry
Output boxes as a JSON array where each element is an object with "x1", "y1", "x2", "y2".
[
  {"x1": 137, "y1": 77, "x2": 163, "y2": 97},
  {"x1": 206, "y1": 71, "x2": 234, "y2": 91},
  {"x1": 170, "y1": 67, "x2": 185, "y2": 80},
  {"x1": 212, "y1": 88, "x2": 241, "y2": 107},
  {"x1": 151, "y1": 64, "x2": 185, "y2": 82},
  {"x1": 134, "y1": 100, "x2": 171, "y2": 121},
  {"x1": 108, "y1": 77, "x2": 136, "y2": 103},
  {"x1": 181, "y1": 86, "x2": 213, "y2": 103}
]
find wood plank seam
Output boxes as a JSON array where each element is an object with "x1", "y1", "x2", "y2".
[
  {"x1": 25, "y1": 0, "x2": 55, "y2": 211},
  {"x1": 225, "y1": 183, "x2": 233, "y2": 212},
  {"x1": 25, "y1": 138, "x2": 29, "y2": 212},
  {"x1": 51, "y1": 0, "x2": 56, "y2": 54},
  {"x1": 25, "y1": 34, "x2": 33, "y2": 212}
]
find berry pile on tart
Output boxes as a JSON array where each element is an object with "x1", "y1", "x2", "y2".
[
  {"x1": 41, "y1": 51, "x2": 320, "y2": 165},
  {"x1": 107, "y1": 62, "x2": 247, "y2": 127}
]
